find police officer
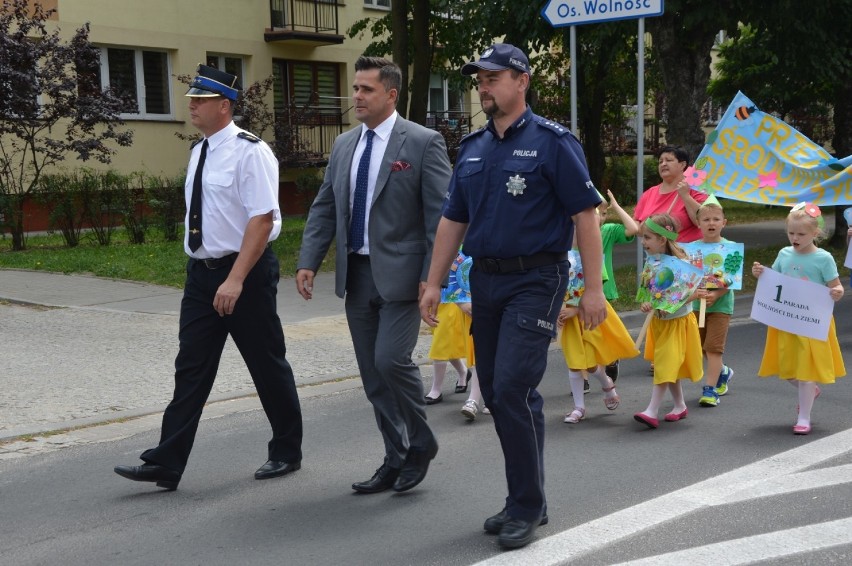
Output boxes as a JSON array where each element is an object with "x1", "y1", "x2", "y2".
[
  {"x1": 114, "y1": 65, "x2": 303, "y2": 490},
  {"x1": 420, "y1": 44, "x2": 606, "y2": 549}
]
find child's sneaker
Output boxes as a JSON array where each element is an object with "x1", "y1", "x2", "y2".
[
  {"x1": 715, "y1": 366, "x2": 734, "y2": 396},
  {"x1": 699, "y1": 385, "x2": 720, "y2": 407}
]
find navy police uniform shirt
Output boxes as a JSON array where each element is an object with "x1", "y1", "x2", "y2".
[{"x1": 443, "y1": 106, "x2": 601, "y2": 259}]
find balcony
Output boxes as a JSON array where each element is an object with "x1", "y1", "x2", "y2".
[
  {"x1": 266, "y1": 0, "x2": 344, "y2": 45},
  {"x1": 274, "y1": 103, "x2": 347, "y2": 167}
]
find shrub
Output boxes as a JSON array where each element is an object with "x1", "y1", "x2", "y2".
[{"x1": 144, "y1": 174, "x2": 185, "y2": 242}]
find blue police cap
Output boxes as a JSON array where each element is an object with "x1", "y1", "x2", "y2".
[
  {"x1": 185, "y1": 64, "x2": 241, "y2": 101},
  {"x1": 461, "y1": 44, "x2": 531, "y2": 76}
]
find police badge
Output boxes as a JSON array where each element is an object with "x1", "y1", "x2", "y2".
[{"x1": 506, "y1": 174, "x2": 526, "y2": 196}]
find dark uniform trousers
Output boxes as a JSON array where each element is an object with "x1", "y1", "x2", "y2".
[
  {"x1": 470, "y1": 261, "x2": 568, "y2": 522},
  {"x1": 141, "y1": 248, "x2": 303, "y2": 473},
  {"x1": 344, "y1": 254, "x2": 435, "y2": 469}
]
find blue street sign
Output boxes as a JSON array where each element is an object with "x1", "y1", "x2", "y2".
[{"x1": 541, "y1": 0, "x2": 664, "y2": 27}]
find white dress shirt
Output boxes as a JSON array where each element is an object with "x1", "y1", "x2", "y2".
[{"x1": 183, "y1": 121, "x2": 281, "y2": 258}]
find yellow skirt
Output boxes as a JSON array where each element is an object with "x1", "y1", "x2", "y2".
[
  {"x1": 559, "y1": 302, "x2": 640, "y2": 370},
  {"x1": 644, "y1": 314, "x2": 704, "y2": 385},
  {"x1": 758, "y1": 317, "x2": 846, "y2": 383},
  {"x1": 428, "y1": 303, "x2": 469, "y2": 360}
]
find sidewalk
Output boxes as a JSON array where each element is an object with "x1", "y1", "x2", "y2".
[{"x1": 0, "y1": 219, "x2": 802, "y2": 444}]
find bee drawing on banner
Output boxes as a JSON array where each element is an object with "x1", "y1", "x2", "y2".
[{"x1": 734, "y1": 105, "x2": 757, "y2": 127}]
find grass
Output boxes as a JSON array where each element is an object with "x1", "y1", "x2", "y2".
[
  {"x1": 0, "y1": 217, "x2": 334, "y2": 288},
  {"x1": 1, "y1": 202, "x2": 846, "y2": 314}
]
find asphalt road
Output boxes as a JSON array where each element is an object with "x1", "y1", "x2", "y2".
[{"x1": 2, "y1": 300, "x2": 851, "y2": 566}]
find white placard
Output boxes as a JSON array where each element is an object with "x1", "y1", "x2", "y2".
[{"x1": 750, "y1": 268, "x2": 834, "y2": 341}]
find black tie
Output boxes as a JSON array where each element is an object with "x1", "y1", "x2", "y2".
[
  {"x1": 349, "y1": 130, "x2": 374, "y2": 252},
  {"x1": 188, "y1": 139, "x2": 208, "y2": 252}
]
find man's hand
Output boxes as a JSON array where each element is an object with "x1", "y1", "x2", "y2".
[
  {"x1": 419, "y1": 285, "x2": 442, "y2": 327},
  {"x1": 296, "y1": 269, "x2": 315, "y2": 300},
  {"x1": 577, "y1": 288, "x2": 607, "y2": 331},
  {"x1": 214, "y1": 277, "x2": 243, "y2": 316}
]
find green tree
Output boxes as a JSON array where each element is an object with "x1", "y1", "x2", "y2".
[
  {"x1": 709, "y1": 0, "x2": 852, "y2": 243},
  {"x1": 0, "y1": 0, "x2": 133, "y2": 250},
  {"x1": 647, "y1": 0, "x2": 741, "y2": 161}
]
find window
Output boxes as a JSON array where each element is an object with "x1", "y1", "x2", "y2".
[
  {"x1": 98, "y1": 47, "x2": 171, "y2": 119},
  {"x1": 427, "y1": 73, "x2": 464, "y2": 125},
  {"x1": 273, "y1": 60, "x2": 340, "y2": 117},
  {"x1": 365, "y1": 0, "x2": 391, "y2": 9},
  {"x1": 206, "y1": 54, "x2": 245, "y2": 88}
]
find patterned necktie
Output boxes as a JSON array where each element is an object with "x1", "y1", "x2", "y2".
[
  {"x1": 349, "y1": 129, "x2": 374, "y2": 253},
  {"x1": 188, "y1": 139, "x2": 208, "y2": 252}
]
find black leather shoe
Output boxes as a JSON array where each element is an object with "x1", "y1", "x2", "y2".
[
  {"x1": 352, "y1": 463, "x2": 400, "y2": 494},
  {"x1": 424, "y1": 394, "x2": 443, "y2": 405},
  {"x1": 114, "y1": 464, "x2": 181, "y2": 491},
  {"x1": 392, "y1": 442, "x2": 438, "y2": 492},
  {"x1": 498, "y1": 518, "x2": 540, "y2": 549},
  {"x1": 484, "y1": 508, "x2": 549, "y2": 534},
  {"x1": 254, "y1": 460, "x2": 301, "y2": 480}
]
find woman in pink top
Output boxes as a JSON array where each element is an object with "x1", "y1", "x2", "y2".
[{"x1": 634, "y1": 146, "x2": 707, "y2": 243}]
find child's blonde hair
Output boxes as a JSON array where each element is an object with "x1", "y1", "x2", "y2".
[
  {"x1": 696, "y1": 202, "x2": 725, "y2": 220},
  {"x1": 644, "y1": 213, "x2": 687, "y2": 259},
  {"x1": 786, "y1": 204, "x2": 825, "y2": 242}
]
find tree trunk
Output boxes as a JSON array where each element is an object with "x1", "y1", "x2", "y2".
[
  {"x1": 11, "y1": 195, "x2": 26, "y2": 251},
  {"x1": 649, "y1": 12, "x2": 719, "y2": 162},
  {"x1": 830, "y1": 80, "x2": 852, "y2": 247},
  {"x1": 407, "y1": 0, "x2": 431, "y2": 125},
  {"x1": 391, "y1": 0, "x2": 409, "y2": 119}
]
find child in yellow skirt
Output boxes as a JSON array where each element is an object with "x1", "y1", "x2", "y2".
[
  {"x1": 751, "y1": 202, "x2": 846, "y2": 435},
  {"x1": 425, "y1": 302, "x2": 469, "y2": 404},
  {"x1": 558, "y1": 299, "x2": 639, "y2": 423},
  {"x1": 634, "y1": 213, "x2": 707, "y2": 429}
]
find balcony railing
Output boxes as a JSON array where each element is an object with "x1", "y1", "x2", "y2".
[
  {"x1": 267, "y1": 0, "x2": 343, "y2": 44},
  {"x1": 274, "y1": 103, "x2": 346, "y2": 167}
]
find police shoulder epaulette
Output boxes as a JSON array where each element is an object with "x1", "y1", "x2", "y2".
[
  {"x1": 534, "y1": 117, "x2": 570, "y2": 136},
  {"x1": 237, "y1": 131, "x2": 261, "y2": 143},
  {"x1": 190, "y1": 137, "x2": 204, "y2": 150},
  {"x1": 460, "y1": 126, "x2": 486, "y2": 143}
]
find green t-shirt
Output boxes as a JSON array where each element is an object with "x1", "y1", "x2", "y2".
[{"x1": 601, "y1": 222, "x2": 634, "y2": 300}]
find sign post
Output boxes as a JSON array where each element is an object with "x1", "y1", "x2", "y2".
[{"x1": 541, "y1": 0, "x2": 664, "y2": 278}]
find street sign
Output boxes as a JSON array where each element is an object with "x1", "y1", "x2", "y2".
[{"x1": 541, "y1": 0, "x2": 664, "y2": 27}]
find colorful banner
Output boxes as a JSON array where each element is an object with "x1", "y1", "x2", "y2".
[
  {"x1": 750, "y1": 268, "x2": 833, "y2": 341},
  {"x1": 636, "y1": 254, "x2": 705, "y2": 314},
  {"x1": 694, "y1": 91, "x2": 852, "y2": 205},
  {"x1": 441, "y1": 249, "x2": 472, "y2": 303},
  {"x1": 681, "y1": 241, "x2": 746, "y2": 290}
]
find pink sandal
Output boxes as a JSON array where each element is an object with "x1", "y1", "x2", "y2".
[
  {"x1": 602, "y1": 385, "x2": 620, "y2": 411},
  {"x1": 564, "y1": 407, "x2": 585, "y2": 424}
]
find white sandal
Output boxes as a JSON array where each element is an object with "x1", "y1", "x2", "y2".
[{"x1": 563, "y1": 407, "x2": 585, "y2": 424}]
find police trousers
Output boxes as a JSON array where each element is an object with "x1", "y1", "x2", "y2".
[{"x1": 470, "y1": 260, "x2": 568, "y2": 522}]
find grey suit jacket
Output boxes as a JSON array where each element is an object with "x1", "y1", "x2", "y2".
[{"x1": 298, "y1": 116, "x2": 451, "y2": 301}]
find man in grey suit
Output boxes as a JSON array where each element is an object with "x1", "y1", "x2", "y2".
[{"x1": 296, "y1": 57, "x2": 451, "y2": 493}]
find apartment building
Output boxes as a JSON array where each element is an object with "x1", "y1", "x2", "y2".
[{"x1": 35, "y1": 0, "x2": 470, "y2": 214}]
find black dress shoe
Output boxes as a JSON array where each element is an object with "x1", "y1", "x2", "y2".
[
  {"x1": 352, "y1": 463, "x2": 400, "y2": 494},
  {"x1": 498, "y1": 517, "x2": 540, "y2": 549},
  {"x1": 254, "y1": 460, "x2": 301, "y2": 480},
  {"x1": 424, "y1": 393, "x2": 443, "y2": 405},
  {"x1": 392, "y1": 442, "x2": 438, "y2": 492},
  {"x1": 114, "y1": 464, "x2": 181, "y2": 491},
  {"x1": 483, "y1": 507, "x2": 549, "y2": 534}
]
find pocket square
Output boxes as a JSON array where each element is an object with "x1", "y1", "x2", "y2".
[{"x1": 391, "y1": 160, "x2": 412, "y2": 172}]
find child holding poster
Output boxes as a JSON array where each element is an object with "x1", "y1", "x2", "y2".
[
  {"x1": 557, "y1": 266, "x2": 639, "y2": 424},
  {"x1": 634, "y1": 214, "x2": 708, "y2": 429},
  {"x1": 690, "y1": 196, "x2": 736, "y2": 408},
  {"x1": 751, "y1": 203, "x2": 845, "y2": 435}
]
